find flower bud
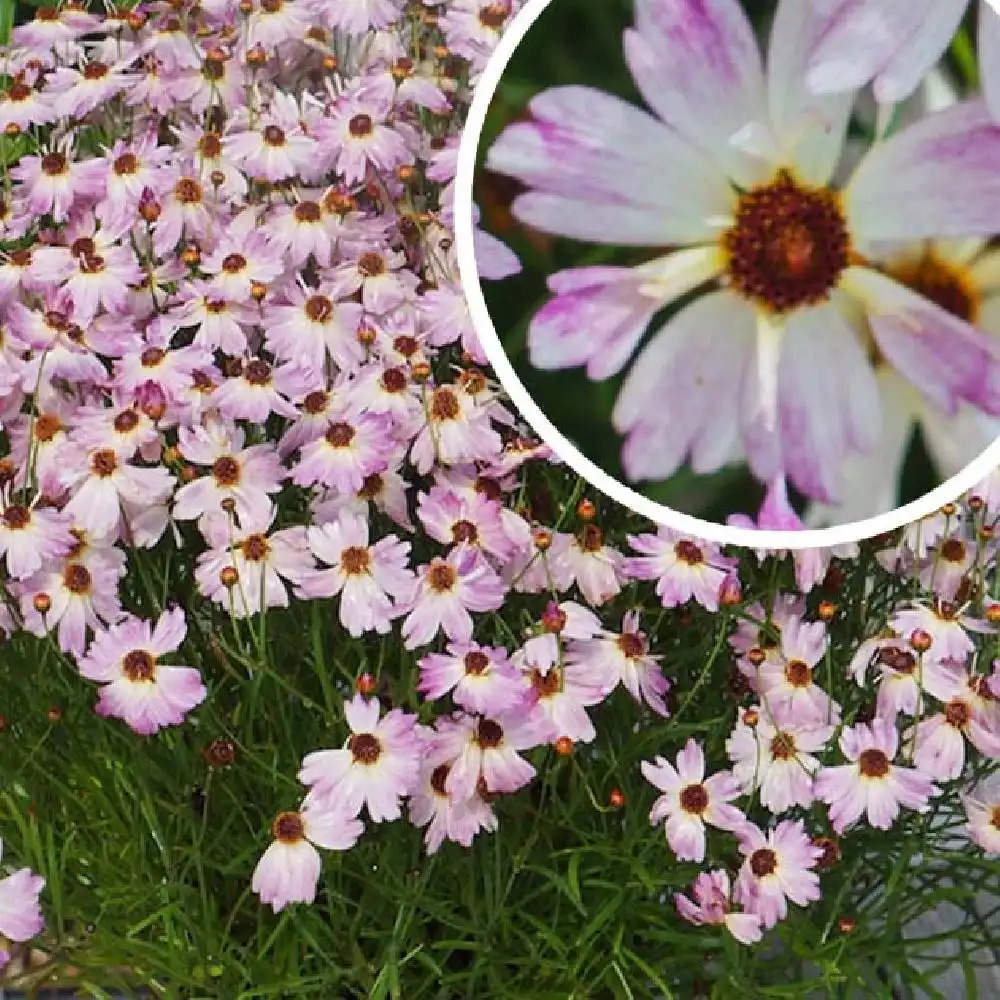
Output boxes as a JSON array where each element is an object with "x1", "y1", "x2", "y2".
[
  {"x1": 609, "y1": 788, "x2": 625, "y2": 808},
  {"x1": 33, "y1": 592, "x2": 51, "y2": 615},
  {"x1": 817, "y1": 600, "x2": 837, "y2": 622},
  {"x1": 747, "y1": 646, "x2": 766, "y2": 667},
  {"x1": 910, "y1": 629, "x2": 933, "y2": 654},
  {"x1": 719, "y1": 575, "x2": 742, "y2": 606},
  {"x1": 576, "y1": 498, "x2": 596, "y2": 521},
  {"x1": 220, "y1": 566, "x2": 239, "y2": 588},
  {"x1": 554, "y1": 736, "x2": 574, "y2": 756},
  {"x1": 356, "y1": 673, "x2": 377, "y2": 696}
]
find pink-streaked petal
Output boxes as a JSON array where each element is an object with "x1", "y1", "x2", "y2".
[
  {"x1": 614, "y1": 289, "x2": 755, "y2": 481},
  {"x1": 474, "y1": 229, "x2": 521, "y2": 281},
  {"x1": 805, "y1": 0, "x2": 948, "y2": 102},
  {"x1": 676, "y1": 739, "x2": 705, "y2": 783},
  {"x1": 624, "y1": 0, "x2": 768, "y2": 186},
  {"x1": 772, "y1": 299, "x2": 882, "y2": 503},
  {"x1": 488, "y1": 85, "x2": 734, "y2": 244},
  {"x1": 845, "y1": 267, "x2": 1000, "y2": 416},
  {"x1": 846, "y1": 100, "x2": 1000, "y2": 243},
  {"x1": 766, "y1": 0, "x2": 857, "y2": 185}
]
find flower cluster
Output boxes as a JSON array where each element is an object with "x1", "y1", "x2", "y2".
[
  {"x1": 0, "y1": 0, "x2": 997, "y2": 981},
  {"x1": 483, "y1": 0, "x2": 1000, "y2": 523}
]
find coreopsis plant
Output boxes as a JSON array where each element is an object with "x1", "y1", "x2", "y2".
[{"x1": 0, "y1": 1, "x2": 997, "y2": 998}]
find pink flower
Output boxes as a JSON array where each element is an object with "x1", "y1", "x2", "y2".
[
  {"x1": 298, "y1": 695, "x2": 422, "y2": 823},
  {"x1": 427, "y1": 710, "x2": 541, "y2": 799},
  {"x1": 417, "y1": 484, "x2": 514, "y2": 560},
  {"x1": 626, "y1": 528, "x2": 737, "y2": 611},
  {"x1": 10, "y1": 147, "x2": 103, "y2": 222},
  {"x1": 726, "y1": 705, "x2": 833, "y2": 814},
  {"x1": 547, "y1": 525, "x2": 625, "y2": 606},
  {"x1": 0, "y1": 502, "x2": 74, "y2": 580},
  {"x1": 399, "y1": 549, "x2": 506, "y2": 649},
  {"x1": 408, "y1": 756, "x2": 498, "y2": 855},
  {"x1": 564, "y1": 610, "x2": 670, "y2": 716},
  {"x1": 251, "y1": 802, "x2": 364, "y2": 914},
  {"x1": 417, "y1": 642, "x2": 525, "y2": 715},
  {"x1": 962, "y1": 772, "x2": 1000, "y2": 854},
  {"x1": 890, "y1": 602, "x2": 976, "y2": 664},
  {"x1": 641, "y1": 739, "x2": 745, "y2": 863},
  {"x1": 733, "y1": 820, "x2": 823, "y2": 930},
  {"x1": 757, "y1": 615, "x2": 839, "y2": 725},
  {"x1": 265, "y1": 283, "x2": 365, "y2": 373},
  {"x1": 76, "y1": 608, "x2": 206, "y2": 735},
  {"x1": 814, "y1": 717, "x2": 937, "y2": 833},
  {"x1": 0, "y1": 841, "x2": 45, "y2": 943},
  {"x1": 291, "y1": 413, "x2": 394, "y2": 494},
  {"x1": 297, "y1": 514, "x2": 412, "y2": 638},
  {"x1": 675, "y1": 870, "x2": 762, "y2": 945},
  {"x1": 410, "y1": 383, "x2": 502, "y2": 473}
]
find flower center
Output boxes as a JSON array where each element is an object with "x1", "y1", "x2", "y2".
[
  {"x1": 63, "y1": 563, "x2": 92, "y2": 594},
  {"x1": 357, "y1": 251, "x2": 384, "y2": 277},
  {"x1": 940, "y1": 538, "x2": 967, "y2": 564},
  {"x1": 381, "y1": 367, "x2": 408, "y2": 392},
  {"x1": 244, "y1": 360, "x2": 271, "y2": 385},
  {"x1": 478, "y1": 1, "x2": 510, "y2": 29},
  {"x1": 222, "y1": 253, "x2": 248, "y2": 274},
  {"x1": 211, "y1": 456, "x2": 240, "y2": 487},
  {"x1": 241, "y1": 533, "x2": 269, "y2": 562},
  {"x1": 91, "y1": 449, "x2": 118, "y2": 477},
  {"x1": 325, "y1": 422, "x2": 355, "y2": 448},
  {"x1": 262, "y1": 125, "x2": 286, "y2": 147},
  {"x1": 578, "y1": 524, "x2": 603, "y2": 553},
  {"x1": 175, "y1": 177, "x2": 203, "y2": 203},
  {"x1": 340, "y1": 545, "x2": 371, "y2": 575},
  {"x1": 879, "y1": 647, "x2": 916, "y2": 674},
  {"x1": 430, "y1": 763, "x2": 450, "y2": 796},
  {"x1": 428, "y1": 562, "x2": 456, "y2": 592},
  {"x1": 302, "y1": 390, "x2": 329, "y2": 414},
  {"x1": 113, "y1": 409, "x2": 140, "y2": 434},
  {"x1": 3, "y1": 505, "x2": 30, "y2": 530},
  {"x1": 476, "y1": 718, "x2": 504, "y2": 748},
  {"x1": 723, "y1": 169, "x2": 850, "y2": 314},
  {"x1": 673, "y1": 540, "x2": 703, "y2": 565},
  {"x1": 616, "y1": 632, "x2": 645, "y2": 659},
  {"x1": 294, "y1": 201, "x2": 321, "y2": 223},
  {"x1": 679, "y1": 783, "x2": 708, "y2": 815},
  {"x1": 452, "y1": 519, "x2": 478, "y2": 544},
  {"x1": 349, "y1": 114, "x2": 373, "y2": 138},
  {"x1": 304, "y1": 294, "x2": 333, "y2": 323},
  {"x1": 784, "y1": 659, "x2": 812, "y2": 688},
  {"x1": 858, "y1": 748, "x2": 890, "y2": 779},
  {"x1": 990, "y1": 806, "x2": 1000, "y2": 832},
  {"x1": 750, "y1": 847, "x2": 778, "y2": 877},
  {"x1": 945, "y1": 699, "x2": 971, "y2": 729},
  {"x1": 34, "y1": 413, "x2": 62, "y2": 441},
  {"x1": 272, "y1": 811, "x2": 305, "y2": 843},
  {"x1": 122, "y1": 648, "x2": 156, "y2": 682},
  {"x1": 464, "y1": 650, "x2": 490, "y2": 675},
  {"x1": 348, "y1": 732, "x2": 381, "y2": 764},
  {"x1": 41, "y1": 151, "x2": 67, "y2": 176},
  {"x1": 430, "y1": 388, "x2": 460, "y2": 421},
  {"x1": 531, "y1": 667, "x2": 562, "y2": 698},
  {"x1": 770, "y1": 731, "x2": 796, "y2": 760}
]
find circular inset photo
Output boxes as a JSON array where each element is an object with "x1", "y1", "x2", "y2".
[{"x1": 457, "y1": 0, "x2": 1000, "y2": 541}]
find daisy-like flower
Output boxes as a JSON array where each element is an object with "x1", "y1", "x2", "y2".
[
  {"x1": 814, "y1": 717, "x2": 937, "y2": 833},
  {"x1": 265, "y1": 282, "x2": 364, "y2": 373},
  {"x1": 298, "y1": 695, "x2": 422, "y2": 823},
  {"x1": 547, "y1": 524, "x2": 626, "y2": 607},
  {"x1": 76, "y1": 607, "x2": 206, "y2": 735},
  {"x1": 890, "y1": 601, "x2": 976, "y2": 664},
  {"x1": 486, "y1": 0, "x2": 1000, "y2": 501},
  {"x1": 318, "y1": 94, "x2": 414, "y2": 187},
  {"x1": 408, "y1": 757, "x2": 498, "y2": 855},
  {"x1": 399, "y1": 549, "x2": 506, "y2": 649},
  {"x1": 251, "y1": 801, "x2": 364, "y2": 914},
  {"x1": 291, "y1": 412, "x2": 394, "y2": 494},
  {"x1": 416, "y1": 484, "x2": 514, "y2": 560},
  {"x1": 564, "y1": 610, "x2": 671, "y2": 716},
  {"x1": 173, "y1": 420, "x2": 284, "y2": 531},
  {"x1": 0, "y1": 502, "x2": 75, "y2": 579},
  {"x1": 625, "y1": 527, "x2": 736, "y2": 612},
  {"x1": 641, "y1": 739, "x2": 745, "y2": 863},
  {"x1": 194, "y1": 509, "x2": 313, "y2": 618},
  {"x1": 225, "y1": 102, "x2": 316, "y2": 183},
  {"x1": 427, "y1": 710, "x2": 541, "y2": 800},
  {"x1": 733, "y1": 819, "x2": 823, "y2": 930},
  {"x1": 962, "y1": 772, "x2": 1000, "y2": 854},
  {"x1": 297, "y1": 514, "x2": 413, "y2": 637},
  {"x1": 10, "y1": 147, "x2": 103, "y2": 223},
  {"x1": 675, "y1": 870, "x2": 763, "y2": 946},
  {"x1": 726, "y1": 704, "x2": 833, "y2": 813},
  {"x1": 417, "y1": 642, "x2": 525, "y2": 715},
  {"x1": 909, "y1": 667, "x2": 1000, "y2": 779},
  {"x1": 0, "y1": 840, "x2": 45, "y2": 944},
  {"x1": 757, "y1": 615, "x2": 839, "y2": 725},
  {"x1": 410, "y1": 383, "x2": 502, "y2": 473}
]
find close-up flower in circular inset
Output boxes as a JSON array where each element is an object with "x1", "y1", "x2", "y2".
[{"x1": 458, "y1": 0, "x2": 1000, "y2": 539}]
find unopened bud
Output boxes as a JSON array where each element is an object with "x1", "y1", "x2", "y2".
[
  {"x1": 910, "y1": 629, "x2": 933, "y2": 654},
  {"x1": 576, "y1": 498, "x2": 596, "y2": 521},
  {"x1": 554, "y1": 736, "x2": 574, "y2": 757},
  {"x1": 608, "y1": 788, "x2": 625, "y2": 808},
  {"x1": 356, "y1": 672, "x2": 377, "y2": 695},
  {"x1": 817, "y1": 600, "x2": 837, "y2": 622},
  {"x1": 33, "y1": 592, "x2": 51, "y2": 615},
  {"x1": 747, "y1": 646, "x2": 766, "y2": 668},
  {"x1": 719, "y1": 575, "x2": 742, "y2": 606},
  {"x1": 220, "y1": 566, "x2": 239, "y2": 588},
  {"x1": 532, "y1": 528, "x2": 552, "y2": 552}
]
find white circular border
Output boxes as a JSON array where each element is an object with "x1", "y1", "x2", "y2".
[{"x1": 455, "y1": 0, "x2": 1000, "y2": 551}]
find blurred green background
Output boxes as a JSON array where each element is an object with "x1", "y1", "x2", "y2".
[{"x1": 473, "y1": 0, "x2": 954, "y2": 522}]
